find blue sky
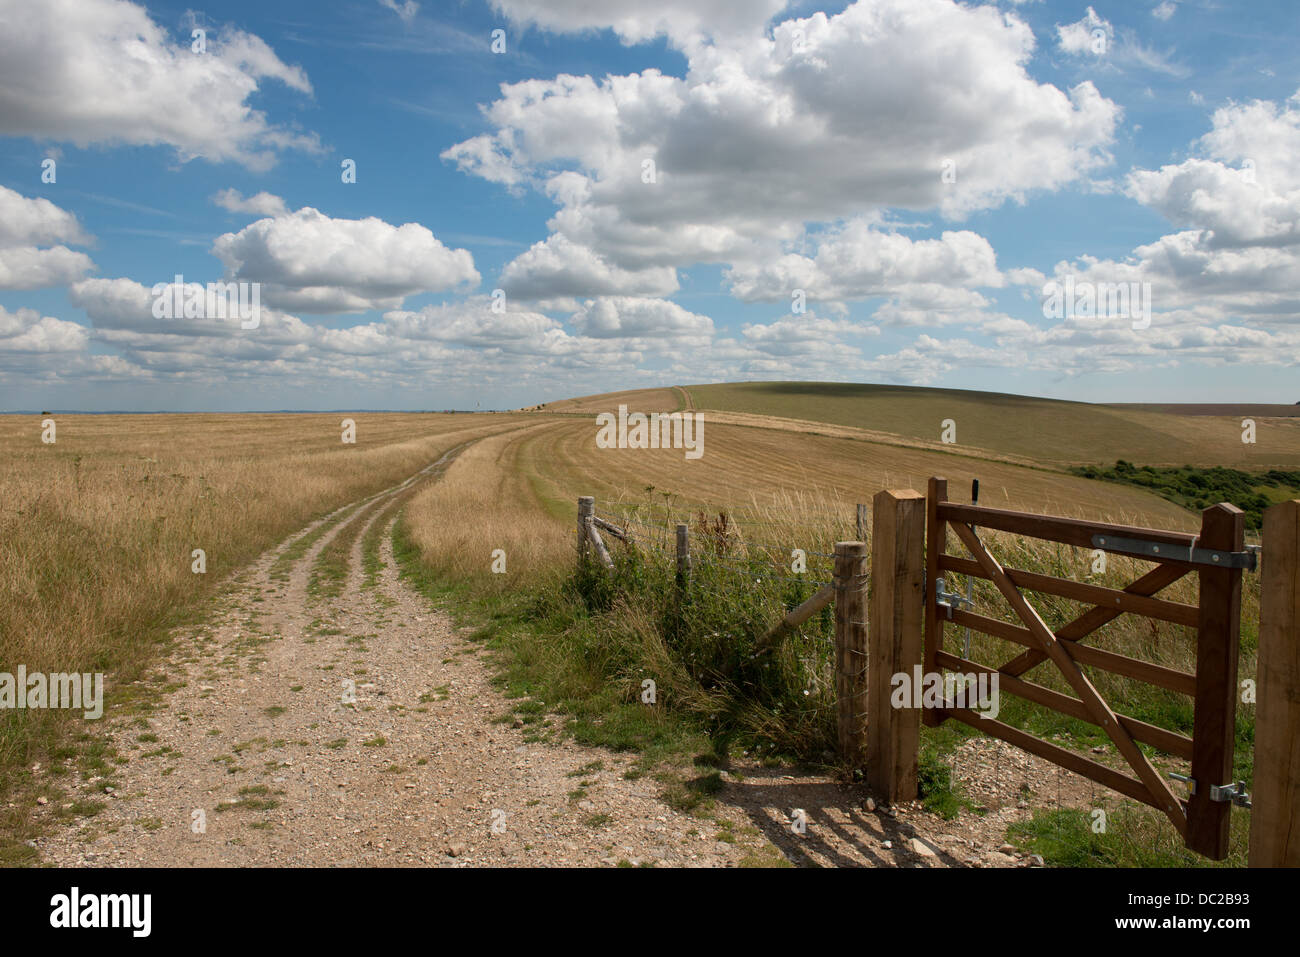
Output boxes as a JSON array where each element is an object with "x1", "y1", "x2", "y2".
[{"x1": 1, "y1": 0, "x2": 1298, "y2": 410}]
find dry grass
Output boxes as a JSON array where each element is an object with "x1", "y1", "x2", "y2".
[
  {"x1": 0, "y1": 412, "x2": 527, "y2": 778},
  {"x1": 401, "y1": 422, "x2": 571, "y2": 588},
  {"x1": 684, "y1": 382, "x2": 1300, "y2": 469}
]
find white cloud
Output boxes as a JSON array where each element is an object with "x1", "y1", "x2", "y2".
[
  {"x1": 569, "y1": 297, "x2": 712, "y2": 338},
  {"x1": 0, "y1": 186, "x2": 90, "y2": 248},
  {"x1": 726, "y1": 222, "x2": 1003, "y2": 304},
  {"x1": 462, "y1": 0, "x2": 1118, "y2": 301},
  {"x1": 1153, "y1": 2, "x2": 1178, "y2": 21},
  {"x1": 500, "y1": 234, "x2": 678, "y2": 300},
  {"x1": 1057, "y1": 7, "x2": 1187, "y2": 76},
  {"x1": 489, "y1": 0, "x2": 792, "y2": 46},
  {"x1": 0, "y1": 0, "x2": 318, "y2": 170},
  {"x1": 212, "y1": 189, "x2": 289, "y2": 218},
  {"x1": 379, "y1": 0, "x2": 419, "y2": 24},
  {"x1": 0, "y1": 186, "x2": 95, "y2": 289},
  {"x1": 1057, "y1": 7, "x2": 1112, "y2": 56},
  {"x1": 0, "y1": 304, "x2": 89, "y2": 353},
  {"x1": 211, "y1": 208, "x2": 480, "y2": 313}
]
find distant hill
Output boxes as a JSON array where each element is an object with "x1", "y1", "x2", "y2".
[{"x1": 674, "y1": 381, "x2": 1300, "y2": 470}]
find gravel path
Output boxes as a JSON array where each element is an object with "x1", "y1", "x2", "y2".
[{"x1": 30, "y1": 447, "x2": 1071, "y2": 867}]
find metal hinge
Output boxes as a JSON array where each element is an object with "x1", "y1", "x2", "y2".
[{"x1": 1092, "y1": 535, "x2": 1259, "y2": 571}]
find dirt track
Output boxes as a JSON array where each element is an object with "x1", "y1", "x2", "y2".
[{"x1": 30, "y1": 446, "x2": 1074, "y2": 867}]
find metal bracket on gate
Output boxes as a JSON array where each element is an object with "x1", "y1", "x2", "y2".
[
  {"x1": 1091, "y1": 534, "x2": 1259, "y2": 572},
  {"x1": 934, "y1": 577, "x2": 974, "y2": 620},
  {"x1": 1167, "y1": 774, "x2": 1252, "y2": 809},
  {"x1": 1210, "y1": 781, "x2": 1252, "y2": 809}
]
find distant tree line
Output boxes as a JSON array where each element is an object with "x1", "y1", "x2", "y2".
[{"x1": 1071, "y1": 461, "x2": 1300, "y2": 531}]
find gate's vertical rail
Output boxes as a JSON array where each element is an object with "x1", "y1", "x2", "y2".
[
  {"x1": 1188, "y1": 503, "x2": 1246, "y2": 860},
  {"x1": 923, "y1": 477, "x2": 947, "y2": 728}
]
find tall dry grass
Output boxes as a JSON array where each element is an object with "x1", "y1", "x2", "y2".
[
  {"x1": 0, "y1": 413, "x2": 527, "y2": 781},
  {"x1": 400, "y1": 423, "x2": 573, "y2": 589}
]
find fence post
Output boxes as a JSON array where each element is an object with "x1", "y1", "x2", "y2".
[
  {"x1": 676, "y1": 523, "x2": 691, "y2": 585},
  {"x1": 1250, "y1": 499, "x2": 1300, "y2": 867},
  {"x1": 577, "y1": 496, "x2": 594, "y2": 570},
  {"x1": 1187, "y1": 502, "x2": 1245, "y2": 860},
  {"x1": 867, "y1": 489, "x2": 926, "y2": 804},
  {"x1": 834, "y1": 540, "x2": 870, "y2": 772},
  {"x1": 856, "y1": 504, "x2": 868, "y2": 543}
]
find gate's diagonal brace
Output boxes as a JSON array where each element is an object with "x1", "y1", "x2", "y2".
[
  {"x1": 997, "y1": 562, "x2": 1189, "y2": 679},
  {"x1": 948, "y1": 521, "x2": 1189, "y2": 835}
]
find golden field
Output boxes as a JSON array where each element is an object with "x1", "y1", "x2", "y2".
[{"x1": 3, "y1": 381, "x2": 1295, "y2": 865}]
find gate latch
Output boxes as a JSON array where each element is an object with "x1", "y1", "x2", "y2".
[
  {"x1": 1210, "y1": 781, "x2": 1252, "y2": 809},
  {"x1": 934, "y1": 577, "x2": 974, "y2": 620}
]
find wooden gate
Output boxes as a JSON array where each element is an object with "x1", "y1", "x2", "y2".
[{"x1": 923, "y1": 476, "x2": 1253, "y2": 860}]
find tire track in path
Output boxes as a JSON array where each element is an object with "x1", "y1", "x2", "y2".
[{"x1": 33, "y1": 437, "x2": 780, "y2": 867}]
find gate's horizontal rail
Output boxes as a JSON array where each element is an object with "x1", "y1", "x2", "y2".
[
  {"x1": 935, "y1": 649, "x2": 1194, "y2": 759},
  {"x1": 944, "y1": 706, "x2": 1187, "y2": 829},
  {"x1": 938, "y1": 554, "x2": 1199, "y2": 627},
  {"x1": 947, "y1": 606, "x2": 1198, "y2": 695},
  {"x1": 938, "y1": 503, "x2": 1199, "y2": 556},
  {"x1": 999, "y1": 563, "x2": 1190, "y2": 678}
]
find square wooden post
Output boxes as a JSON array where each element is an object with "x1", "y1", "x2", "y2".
[
  {"x1": 867, "y1": 489, "x2": 926, "y2": 805},
  {"x1": 834, "y1": 541, "x2": 869, "y2": 771},
  {"x1": 1187, "y1": 502, "x2": 1245, "y2": 860},
  {"x1": 1250, "y1": 499, "x2": 1300, "y2": 867}
]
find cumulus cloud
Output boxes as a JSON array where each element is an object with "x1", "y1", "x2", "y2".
[
  {"x1": 0, "y1": 304, "x2": 90, "y2": 353},
  {"x1": 0, "y1": 186, "x2": 95, "y2": 289},
  {"x1": 0, "y1": 0, "x2": 318, "y2": 170},
  {"x1": 212, "y1": 189, "x2": 289, "y2": 218},
  {"x1": 500, "y1": 234, "x2": 678, "y2": 300},
  {"x1": 211, "y1": 208, "x2": 480, "y2": 313},
  {"x1": 1057, "y1": 7, "x2": 1111, "y2": 56},
  {"x1": 726, "y1": 222, "x2": 1003, "y2": 305},
  {"x1": 455, "y1": 0, "x2": 1118, "y2": 300},
  {"x1": 569, "y1": 297, "x2": 712, "y2": 338}
]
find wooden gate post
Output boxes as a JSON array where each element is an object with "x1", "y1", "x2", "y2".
[
  {"x1": 834, "y1": 541, "x2": 869, "y2": 771},
  {"x1": 1250, "y1": 499, "x2": 1300, "y2": 867},
  {"x1": 1187, "y1": 502, "x2": 1245, "y2": 860},
  {"x1": 577, "y1": 496, "x2": 594, "y2": 569},
  {"x1": 867, "y1": 489, "x2": 926, "y2": 804}
]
